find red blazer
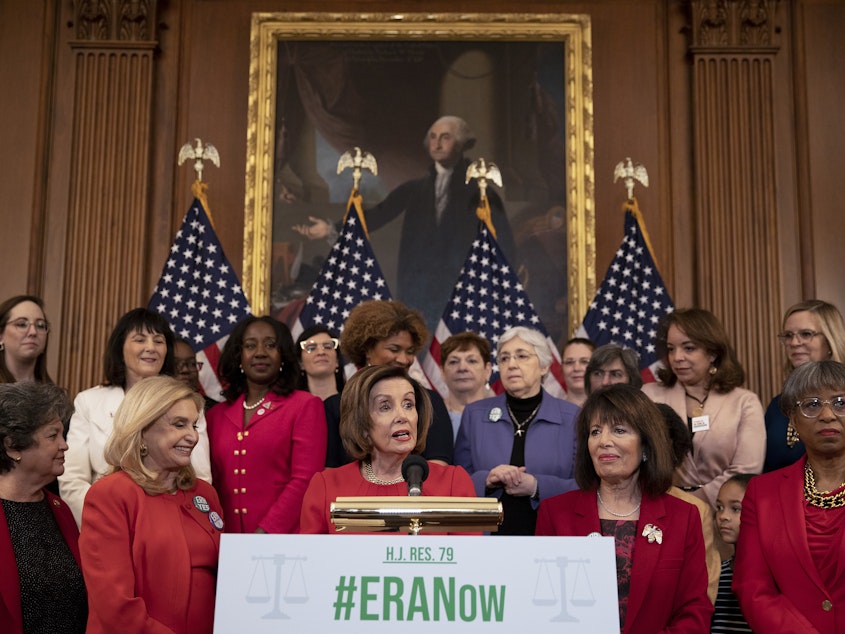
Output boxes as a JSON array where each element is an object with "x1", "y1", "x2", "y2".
[
  {"x1": 300, "y1": 460, "x2": 477, "y2": 534},
  {"x1": 536, "y1": 488, "x2": 713, "y2": 634},
  {"x1": 0, "y1": 490, "x2": 80, "y2": 634},
  {"x1": 734, "y1": 456, "x2": 845, "y2": 633},
  {"x1": 79, "y1": 472, "x2": 222, "y2": 634},
  {"x1": 207, "y1": 389, "x2": 327, "y2": 533}
]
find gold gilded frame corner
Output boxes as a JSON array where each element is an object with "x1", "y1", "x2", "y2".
[{"x1": 243, "y1": 12, "x2": 595, "y2": 337}]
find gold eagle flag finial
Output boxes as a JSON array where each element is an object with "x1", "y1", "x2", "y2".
[
  {"x1": 337, "y1": 146, "x2": 378, "y2": 192},
  {"x1": 178, "y1": 138, "x2": 220, "y2": 183},
  {"x1": 466, "y1": 158, "x2": 503, "y2": 239},
  {"x1": 337, "y1": 147, "x2": 378, "y2": 236},
  {"x1": 613, "y1": 157, "x2": 649, "y2": 201}
]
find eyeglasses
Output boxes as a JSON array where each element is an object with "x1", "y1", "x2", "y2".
[
  {"x1": 175, "y1": 360, "x2": 204, "y2": 372},
  {"x1": 777, "y1": 330, "x2": 822, "y2": 344},
  {"x1": 6, "y1": 319, "x2": 50, "y2": 333},
  {"x1": 300, "y1": 339, "x2": 339, "y2": 354},
  {"x1": 498, "y1": 351, "x2": 537, "y2": 365},
  {"x1": 796, "y1": 396, "x2": 845, "y2": 418}
]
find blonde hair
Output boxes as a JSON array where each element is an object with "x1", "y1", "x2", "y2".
[
  {"x1": 104, "y1": 375, "x2": 203, "y2": 494},
  {"x1": 780, "y1": 300, "x2": 845, "y2": 376}
]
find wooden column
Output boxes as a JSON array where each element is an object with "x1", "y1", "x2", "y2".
[
  {"x1": 59, "y1": 0, "x2": 158, "y2": 397},
  {"x1": 689, "y1": 0, "x2": 782, "y2": 399}
]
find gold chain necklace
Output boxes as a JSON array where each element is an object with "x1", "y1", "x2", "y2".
[
  {"x1": 804, "y1": 463, "x2": 845, "y2": 509},
  {"x1": 362, "y1": 460, "x2": 404, "y2": 485},
  {"x1": 684, "y1": 389, "x2": 709, "y2": 417}
]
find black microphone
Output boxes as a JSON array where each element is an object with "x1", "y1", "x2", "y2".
[{"x1": 401, "y1": 455, "x2": 429, "y2": 497}]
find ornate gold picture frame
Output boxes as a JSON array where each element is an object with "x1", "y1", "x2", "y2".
[{"x1": 244, "y1": 12, "x2": 594, "y2": 342}]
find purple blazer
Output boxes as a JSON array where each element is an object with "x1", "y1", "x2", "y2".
[{"x1": 454, "y1": 389, "x2": 579, "y2": 505}]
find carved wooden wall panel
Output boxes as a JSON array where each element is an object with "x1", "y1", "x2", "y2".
[
  {"x1": 689, "y1": 0, "x2": 781, "y2": 398},
  {"x1": 58, "y1": 0, "x2": 158, "y2": 397}
]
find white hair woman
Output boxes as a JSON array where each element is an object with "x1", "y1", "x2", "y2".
[{"x1": 454, "y1": 326, "x2": 580, "y2": 535}]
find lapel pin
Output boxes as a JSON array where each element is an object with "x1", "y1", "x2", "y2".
[{"x1": 642, "y1": 523, "x2": 663, "y2": 544}]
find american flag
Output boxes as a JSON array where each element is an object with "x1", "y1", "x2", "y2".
[
  {"x1": 574, "y1": 199, "x2": 674, "y2": 382},
  {"x1": 292, "y1": 192, "x2": 391, "y2": 337},
  {"x1": 149, "y1": 196, "x2": 252, "y2": 400},
  {"x1": 422, "y1": 219, "x2": 566, "y2": 398}
]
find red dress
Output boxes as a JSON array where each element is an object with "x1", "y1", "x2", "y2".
[{"x1": 300, "y1": 460, "x2": 477, "y2": 534}]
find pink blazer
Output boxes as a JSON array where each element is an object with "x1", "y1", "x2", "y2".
[
  {"x1": 536, "y1": 488, "x2": 713, "y2": 634},
  {"x1": 734, "y1": 456, "x2": 845, "y2": 633},
  {"x1": 642, "y1": 381, "x2": 765, "y2": 506}
]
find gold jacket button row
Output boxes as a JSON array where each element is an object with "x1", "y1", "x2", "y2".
[
  {"x1": 823, "y1": 600, "x2": 833, "y2": 612},
  {"x1": 233, "y1": 449, "x2": 247, "y2": 455},
  {"x1": 233, "y1": 508, "x2": 248, "y2": 514},
  {"x1": 236, "y1": 431, "x2": 251, "y2": 440},
  {"x1": 232, "y1": 488, "x2": 247, "y2": 494},
  {"x1": 231, "y1": 468, "x2": 246, "y2": 475}
]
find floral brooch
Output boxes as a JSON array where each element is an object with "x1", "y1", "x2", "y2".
[{"x1": 642, "y1": 523, "x2": 663, "y2": 544}]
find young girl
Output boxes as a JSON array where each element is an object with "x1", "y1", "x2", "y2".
[{"x1": 711, "y1": 474, "x2": 754, "y2": 633}]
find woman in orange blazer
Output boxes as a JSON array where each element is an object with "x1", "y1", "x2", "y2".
[
  {"x1": 80, "y1": 377, "x2": 223, "y2": 634},
  {"x1": 734, "y1": 361, "x2": 845, "y2": 633},
  {"x1": 536, "y1": 385, "x2": 712, "y2": 633}
]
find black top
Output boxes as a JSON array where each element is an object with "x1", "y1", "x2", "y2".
[
  {"x1": 494, "y1": 391, "x2": 543, "y2": 536},
  {"x1": 2, "y1": 497, "x2": 87, "y2": 634},
  {"x1": 324, "y1": 387, "x2": 454, "y2": 467}
]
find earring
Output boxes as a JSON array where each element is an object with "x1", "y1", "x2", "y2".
[
  {"x1": 708, "y1": 366, "x2": 717, "y2": 376},
  {"x1": 11, "y1": 455, "x2": 21, "y2": 463},
  {"x1": 786, "y1": 421, "x2": 800, "y2": 448},
  {"x1": 140, "y1": 443, "x2": 148, "y2": 457},
  {"x1": 240, "y1": 366, "x2": 244, "y2": 374},
  {"x1": 641, "y1": 451, "x2": 648, "y2": 463},
  {"x1": 0, "y1": 342, "x2": 4, "y2": 351}
]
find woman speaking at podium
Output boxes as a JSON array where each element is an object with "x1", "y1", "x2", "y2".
[{"x1": 300, "y1": 365, "x2": 475, "y2": 534}]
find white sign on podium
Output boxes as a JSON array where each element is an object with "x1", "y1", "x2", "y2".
[{"x1": 214, "y1": 535, "x2": 620, "y2": 633}]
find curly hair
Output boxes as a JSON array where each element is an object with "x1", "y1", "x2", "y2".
[
  {"x1": 217, "y1": 316, "x2": 299, "y2": 401},
  {"x1": 339, "y1": 301, "x2": 429, "y2": 367},
  {"x1": 655, "y1": 308, "x2": 745, "y2": 392}
]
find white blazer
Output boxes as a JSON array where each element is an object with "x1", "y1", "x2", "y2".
[{"x1": 59, "y1": 385, "x2": 212, "y2": 527}]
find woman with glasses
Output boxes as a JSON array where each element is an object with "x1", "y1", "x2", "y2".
[
  {"x1": 60, "y1": 308, "x2": 212, "y2": 527},
  {"x1": 455, "y1": 326, "x2": 579, "y2": 535},
  {"x1": 173, "y1": 338, "x2": 218, "y2": 411},
  {"x1": 206, "y1": 316, "x2": 326, "y2": 533},
  {"x1": 295, "y1": 325, "x2": 345, "y2": 400},
  {"x1": 642, "y1": 308, "x2": 765, "y2": 508},
  {"x1": 0, "y1": 295, "x2": 53, "y2": 384},
  {"x1": 764, "y1": 300, "x2": 845, "y2": 472},
  {"x1": 734, "y1": 360, "x2": 845, "y2": 632}
]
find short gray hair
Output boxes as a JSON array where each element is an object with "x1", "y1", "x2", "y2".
[
  {"x1": 497, "y1": 326, "x2": 552, "y2": 370},
  {"x1": 0, "y1": 382, "x2": 72, "y2": 474},
  {"x1": 585, "y1": 344, "x2": 642, "y2": 394},
  {"x1": 780, "y1": 360, "x2": 845, "y2": 415}
]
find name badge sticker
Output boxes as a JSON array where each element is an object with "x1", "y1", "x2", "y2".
[{"x1": 691, "y1": 415, "x2": 710, "y2": 433}]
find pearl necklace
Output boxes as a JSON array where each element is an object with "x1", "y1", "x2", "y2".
[
  {"x1": 243, "y1": 396, "x2": 266, "y2": 411},
  {"x1": 362, "y1": 460, "x2": 404, "y2": 485},
  {"x1": 804, "y1": 463, "x2": 845, "y2": 509},
  {"x1": 597, "y1": 490, "x2": 641, "y2": 518}
]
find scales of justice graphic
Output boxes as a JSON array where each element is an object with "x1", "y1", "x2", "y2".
[
  {"x1": 533, "y1": 557, "x2": 596, "y2": 622},
  {"x1": 245, "y1": 554, "x2": 309, "y2": 619}
]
